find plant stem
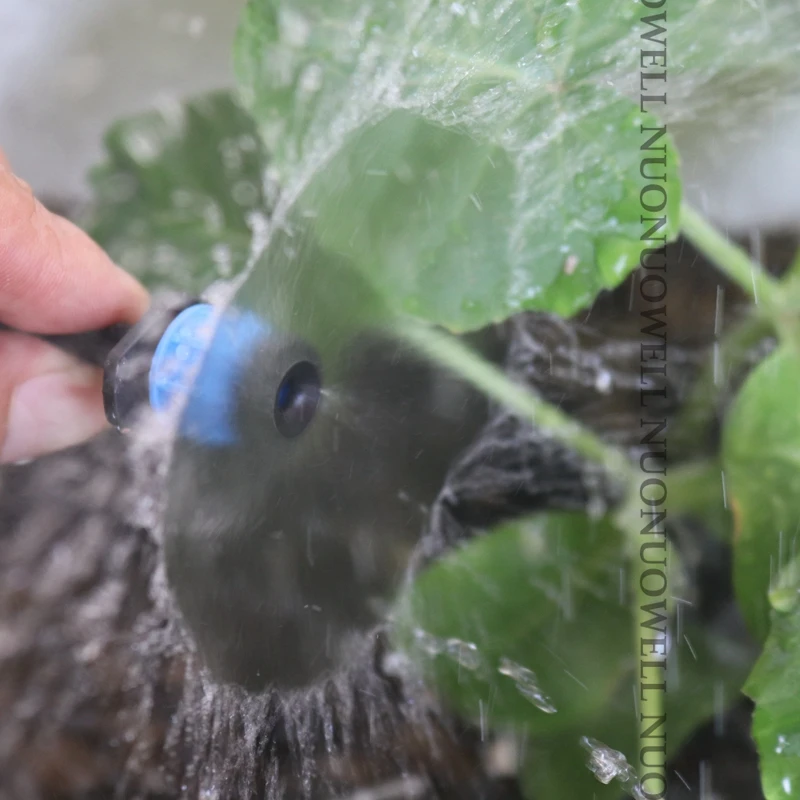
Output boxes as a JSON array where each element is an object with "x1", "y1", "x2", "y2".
[
  {"x1": 680, "y1": 203, "x2": 781, "y2": 311},
  {"x1": 398, "y1": 318, "x2": 634, "y2": 485}
]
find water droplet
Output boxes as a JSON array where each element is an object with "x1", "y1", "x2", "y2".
[
  {"x1": 298, "y1": 63, "x2": 323, "y2": 94},
  {"x1": 444, "y1": 638, "x2": 485, "y2": 672},
  {"x1": 595, "y1": 370, "x2": 612, "y2": 394},
  {"x1": 581, "y1": 738, "x2": 645, "y2": 798},
  {"x1": 211, "y1": 244, "x2": 233, "y2": 278},
  {"x1": 278, "y1": 8, "x2": 311, "y2": 47},
  {"x1": 564, "y1": 254, "x2": 579, "y2": 275},
  {"x1": 498, "y1": 657, "x2": 557, "y2": 713},
  {"x1": 413, "y1": 628, "x2": 444, "y2": 657}
]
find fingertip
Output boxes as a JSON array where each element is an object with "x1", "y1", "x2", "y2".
[{"x1": 0, "y1": 161, "x2": 151, "y2": 333}]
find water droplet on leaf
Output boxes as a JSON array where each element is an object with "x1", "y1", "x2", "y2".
[{"x1": 498, "y1": 657, "x2": 557, "y2": 713}]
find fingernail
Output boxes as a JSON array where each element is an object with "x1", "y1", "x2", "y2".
[{"x1": 0, "y1": 363, "x2": 107, "y2": 463}]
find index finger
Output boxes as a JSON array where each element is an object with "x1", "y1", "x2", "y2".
[{"x1": 0, "y1": 152, "x2": 149, "y2": 335}]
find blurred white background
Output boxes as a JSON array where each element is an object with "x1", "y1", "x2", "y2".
[
  {"x1": 0, "y1": 0, "x2": 798, "y2": 232},
  {"x1": 0, "y1": 0, "x2": 243, "y2": 202}
]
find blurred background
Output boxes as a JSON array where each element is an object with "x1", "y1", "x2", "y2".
[
  {"x1": 2, "y1": 0, "x2": 800, "y2": 230},
  {"x1": 0, "y1": 0, "x2": 243, "y2": 204}
]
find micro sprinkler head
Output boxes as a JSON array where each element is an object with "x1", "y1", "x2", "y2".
[{"x1": 100, "y1": 257, "x2": 482, "y2": 692}]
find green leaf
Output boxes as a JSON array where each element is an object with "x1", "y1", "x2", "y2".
[
  {"x1": 394, "y1": 512, "x2": 752, "y2": 798},
  {"x1": 746, "y1": 559, "x2": 800, "y2": 800},
  {"x1": 523, "y1": 619, "x2": 753, "y2": 799},
  {"x1": 235, "y1": 0, "x2": 682, "y2": 330},
  {"x1": 521, "y1": 716, "x2": 639, "y2": 800},
  {"x1": 394, "y1": 514, "x2": 631, "y2": 733},
  {"x1": 722, "y1": 346, "x2": 800, "y2": 642},
  {"x1": 83, "y1": 90, "x2": 270, "y2": 294}
]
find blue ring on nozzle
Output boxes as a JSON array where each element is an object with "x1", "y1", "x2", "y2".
[{"x1": 149, "y1": 303, "x2": 268, "y2": 446}]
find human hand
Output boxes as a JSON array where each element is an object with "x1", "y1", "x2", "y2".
[{"x1": 0, "y1": 148, "x2": 149, "y2": 463}]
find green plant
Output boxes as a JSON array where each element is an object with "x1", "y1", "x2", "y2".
[{"x1": 82, "y1": 1, "x2": 800, "y2": 797}]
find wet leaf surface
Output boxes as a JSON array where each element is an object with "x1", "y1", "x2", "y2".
[
  {"x1": 745, "y1": 557, "x2": 800, "y2": 800},
  {"x1": 394, "y1": 512, "x2": 751, "y2": 796},
  {"x1": 723, "y1": 346, "x2": 800, "y2": 642},
  {"x1": 396, "y1": 514, "x2": 631, "y2": 732},
  {"x1": 235, "y1": 0, "x2": 684, "y2": 330}
]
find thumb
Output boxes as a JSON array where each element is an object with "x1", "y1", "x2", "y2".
[{"x1": 0, "y1": 148, "x2": 148, "y2": 462}]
